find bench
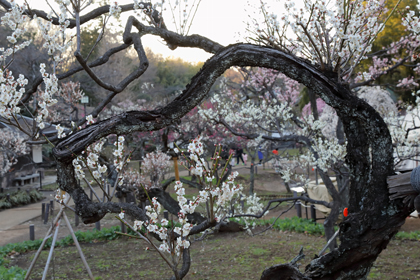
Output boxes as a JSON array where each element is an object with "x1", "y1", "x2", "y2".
[{"x1": 13, "y1": 173, "x2": 40, "y2": 186}]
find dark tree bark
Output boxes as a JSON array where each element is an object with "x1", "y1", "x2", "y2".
[{"x1": 51, "y1": 43, "x2": 413, "y2": 279}]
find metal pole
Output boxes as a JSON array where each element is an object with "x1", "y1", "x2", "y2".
[
  {"x1": 315, "y1": 169, "x2": 318, "y2": 185},
  {"x1": 42, "y1": 203, "x2": 46, "y2": 218},
  {"x1": 75, "y1": 213, "x2": 79, "y2": 227},
  {"x1": 29, "y1": 224, "x2": 35, "y2": 241},
  {"x1": 319, "y1": 229, "x2": 340, "y2": 256}
]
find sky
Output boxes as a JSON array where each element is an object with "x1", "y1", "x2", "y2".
[
  {"x1": 142, "y1": 0, "x2": 251, "y2": 63},
  {"x1": 21, "y1": 0, "x2": 254, "y2": 64}
]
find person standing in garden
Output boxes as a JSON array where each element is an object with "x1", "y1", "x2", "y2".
[
  {"x1": 236, "y1": 147, "x2": 245, "y2": 165},
  {"x1": 258, "y1": 147, "x2": 263, "y2": 166}
]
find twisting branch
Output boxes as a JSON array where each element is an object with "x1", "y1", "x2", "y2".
[{"x1": 233, "y1": 196, "x2": 331, "y2": 219}]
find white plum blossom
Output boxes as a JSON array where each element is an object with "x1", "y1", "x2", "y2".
[
  {"x1": 109, "y1": 1, "x2": 122, "y2": 17},
  {"x1": 86, "y1": 115, "x2": 95, "y2": 125}
]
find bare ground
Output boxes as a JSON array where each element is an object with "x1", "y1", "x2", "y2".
[{"x1": 9, "y1": 229, "x2": 420, "y2": 279}]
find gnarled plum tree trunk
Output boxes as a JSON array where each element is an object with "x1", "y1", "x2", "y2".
[{"x1": 53, "y1": 44, "x2": 413, "y2": 279}]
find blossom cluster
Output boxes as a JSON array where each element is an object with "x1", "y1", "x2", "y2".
[
  {"x1": 34, "y1": 0, "x2": 71, "y2": 59},
  {"x1": 132, "y1": 196, "x2": 192, "y2": 256},
  {"x1": 36, "y1": 64, "x2": 59, "y2": 129},
  {"x1": 0, "y1": 128, "x2": 28, "y2": 175},
  {"x1": 402, "y1": 4, "x2": 420, "y2": 38},
  {"x1": 249, "y1": 0, "x2": 388, "y2": 78},
  {"x1": 0, "y1": 69, "x2": 27, "y2": 120},
  {"x1": 72, "y1": 136, "x2": 127, "y2": 188},
  {"x1": 139, "y1": 150, "x2": 172, "y2": 189}
]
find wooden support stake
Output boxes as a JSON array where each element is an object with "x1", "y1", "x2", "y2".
[
  {"x1": 25, "y1": 197, "x2": 69, "y2": 280},
  {"x1": 41, "y1": 219, "x2": 61, "y2": 280},
  {"x1": 62, "y1": 211, "x2": 94, "y2": 279}
]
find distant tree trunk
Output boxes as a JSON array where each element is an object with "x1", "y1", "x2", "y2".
[
  {"x1": 249, "y1": 162, "x2": 255, "y2": 195},
  {"x1": 247, "y1": 148, "x2": 257, "y2": 195},
  {"x1": 308, "y1": 87, "x2": 319, "y2": 120}
]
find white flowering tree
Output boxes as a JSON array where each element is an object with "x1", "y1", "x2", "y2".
[
  {"x1": 1, "y1": 0, "x2": 420, "y2": 278},
  {"x1": 0, "y1": 128, "x2": 28, "y2": 176},
  {"x1": 199, "y1": 67, "x2": 349, "y2": 250}
]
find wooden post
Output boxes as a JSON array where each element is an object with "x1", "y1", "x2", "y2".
[
  {"x1": 44, "y1": 204, "x2": 50, "y2": 224},
  {"x1": 42, "y1": 203, "x2": 46, "y2": 218},
  {"x1": 173, "y1": 157, "x2": 180, "y2": 181},
  {"x1": 296, "y1": 201, "x2": 302, "y2": 218},
  {"x1": 293, "y1": 191, "x2": 302, "y2": 218},
  {"x1": 95, "y1": 221, "x2": 101, "y2": 231},
  {"x1": 75, "y1": 213, "x2": 79, "y2": 227},
  {"x1": 39, "y1": 171, "x2": 42, "y2": 189},
  {"x1": 311, "y1": 205, "x2": 317, "y2": 223},
  {"x1": 29, "y1": 224, "x2": 35, "y2": 241},
  {"x1": 50, "y1": 200, "x2": 54, "y2": 215}
]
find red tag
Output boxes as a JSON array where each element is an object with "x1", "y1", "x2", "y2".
[{"x1": 343, "y1": 208, "x2": 348, "y2": 217}]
